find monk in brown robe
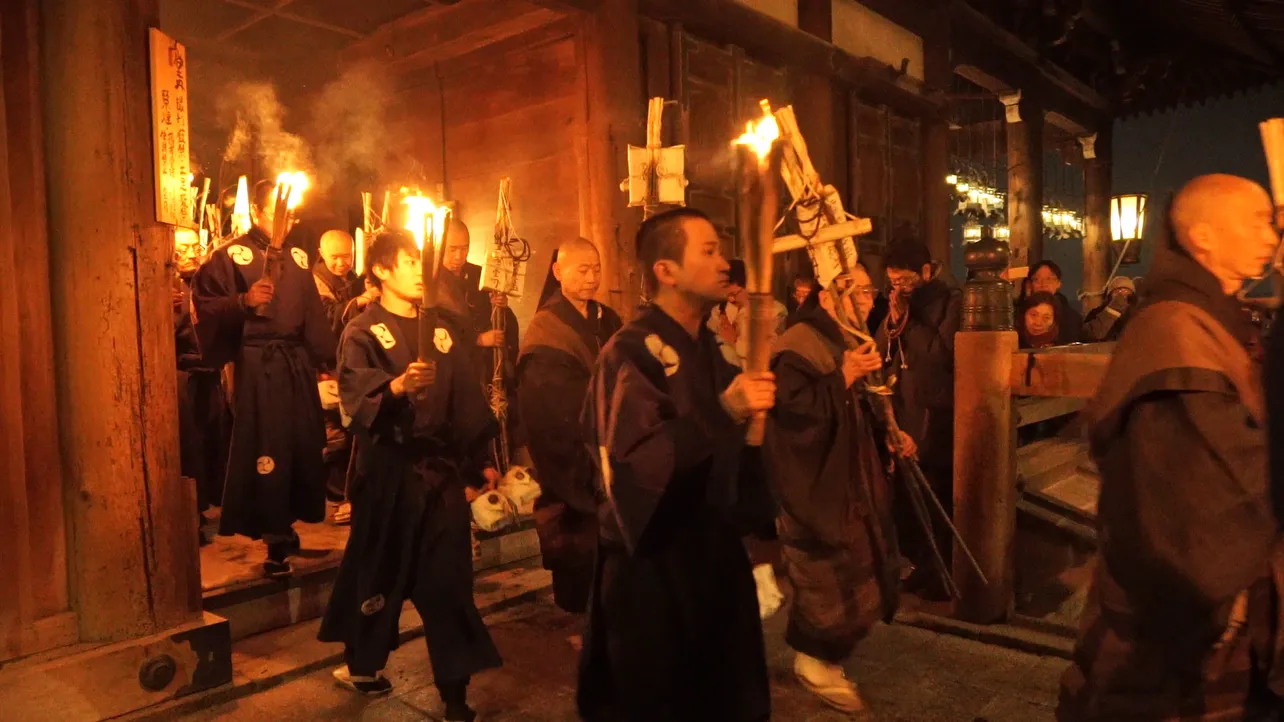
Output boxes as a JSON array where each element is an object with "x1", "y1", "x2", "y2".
[
  {"x1": 1059, "y1": 174, "x2": 1284, "y2": 720},
  {"x1": 766, "y1": 263, "x2": 902, "y2": 716},
  {"x1": 517, "y1": 238, "x2": 622, "y2": 616}
]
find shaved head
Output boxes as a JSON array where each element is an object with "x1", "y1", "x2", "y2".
[
  {"x1": 1169, "y1": 174, "x2": 1277, "y2": 292},
  {"x1": 444, "y1": 216, "x2": 471, "y2": 275},
  {"x1": 319, "y1": 229, "x2": 354, "y2": 276},
  {"x1": 554, "y1": 237, "x2": 603, "y2": 306}
]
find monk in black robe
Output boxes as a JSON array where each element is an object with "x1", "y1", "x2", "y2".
[
  {"x1": 190, "y1": 180, "x2": 336, "y2": 578},
  {"x1": 313, "y1": 229, "x2": 363, "y2": 523},
  {"x1": 577, "y1": 208, "x2": 777, "y2": 721},
  {"x1": 319, "y1": 229, "x2": 501, "y2": 721},
  {"x1": 517, "y1": 238, "x2": 622, "y2": 615},
  {"x1": 1060, "y1": 174, "x2": 1284, "y2": 720},
  {"x1": 766, "y1": 263, "x2": 902, "y2": 715},
  {"x1": 441, "y1": 219, "x2": 524, "y2": 473},
  {"x1": 174, "y1": 229, "x2": 230, "y2": 531}
]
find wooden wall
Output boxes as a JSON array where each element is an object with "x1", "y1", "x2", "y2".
[
  {"x1": 346, "y1": 0, "x2": 583, "y2": 328},
  {"x1": 0, "y1": 0, "x2": 75, "y2": 663},
  {"x1": 641, "y1": 16, "x2": 929, "y2": 289}
]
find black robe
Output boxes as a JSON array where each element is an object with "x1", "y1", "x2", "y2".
[
  {"x1": 319, "y1": 302, "x2": 502, "y2": 681},
  {"x1": 444, "y1": 264, "x2": 524, "y2": 458},
  {"x1": 516, "y1": 294, "x2": 622, "y2": 613},
  {"x1": 175, "y1": 276, "x2": 230, "y2": 511},
  {"x1": 313, "y1": 261, "x2": 361, "y2": 499},
  {"x1": 190, "y1": 227, "x2": 337, "y2": 538},
  {"x1": 766, "y1": 307, "x2": 899, "y2": 662},
  {"x1": 577, "y1": 304, "x2": 774, "y2": 722}
]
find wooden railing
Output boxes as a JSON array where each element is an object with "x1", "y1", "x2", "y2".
[{"x1": 951, "y1": 334, "x2": 1114, "y2": 623}]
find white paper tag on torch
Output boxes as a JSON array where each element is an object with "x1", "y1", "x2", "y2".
[{"x1": 813, "y1": 235, "x2": 860, "y2": 289}]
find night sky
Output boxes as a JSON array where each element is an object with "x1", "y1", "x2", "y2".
[{"x1": 949, "y1": 83, "x2": 1284, "y2": 311}]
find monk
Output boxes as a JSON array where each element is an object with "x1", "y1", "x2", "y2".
[
  {"x1": 313, "y1": 229, "x2": 363, "y2": 524},
  {"x1": 517, "y1": 237, "x2": 622, "y2": 616},
  {"x1": 1059, "y1": 174, "x2": 1284, "y2": 720},
  {"x1": 577, "y1": 208, "x2": 777, "y2": 721}
]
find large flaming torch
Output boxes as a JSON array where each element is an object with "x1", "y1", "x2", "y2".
[
  {"x1": 734, "y1": 100, "x2": 782, "y2": 446},
  {"x1": 231, "y1": 175, "x2": 251, "y2": 237},
  {"x1": 403, "y1": 194, "x2": 451, "y2": 362},
  {"x1": 263, "y1": 171, "x2": 309, "y2": 283}
]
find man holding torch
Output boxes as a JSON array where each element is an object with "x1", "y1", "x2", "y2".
[
  {"x1": 319, "y1": 228, "x2": 501, "y2": 721},
  {"x1": 190, "y1": 177, "x2": 335, "y2": 578},
  {"x1": 577, "y1": 208, "x2": 777, "y2": 721}
]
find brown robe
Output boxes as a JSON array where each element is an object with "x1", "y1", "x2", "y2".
[
  {"x1": 1059, "y1": 247, "x2": 1284, "y2": 721},
  {"x1": 766, "y1": 308, "x2": 898, "y2": 663}
]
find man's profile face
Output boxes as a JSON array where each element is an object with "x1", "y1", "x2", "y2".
[
  {"x1": 373, "y1": 250, "x2": 423, "y2": 303},
  {"x1": 555, "y1": 245, "x2": 602, "y2": 303},
  {"x1": 661, "y1": 217, "x2": 730, "y2": 303},
  {"x1": 885, "y1": 266, "x2": 925, "y2": 296},
  {"x1": 1216, "y1": 187, "x2": 1278, "y2": 281}
]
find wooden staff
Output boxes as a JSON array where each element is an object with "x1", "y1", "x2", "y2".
[
  {"x1": 381, "y1": 190, "x2": 391, "y2": 226},
  {"x1": 739, "y1": 142, "x2": 781, "y2": 446},
  {"x1": 262, "y1": 182, "x2": 292, "y2": 283},
  {"x1": 196, "y1": 177, "x2": 211, "y2": 231},
  {"x1": 418, "y1": 210, "x2": 450, "y2": 362}
]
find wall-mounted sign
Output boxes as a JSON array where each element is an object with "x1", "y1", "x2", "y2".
[{"x1": 149, "y1": 28, "x2": 193, "y2": 228}]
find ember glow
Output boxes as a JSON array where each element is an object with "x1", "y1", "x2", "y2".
[
  {"x1": 734, "y1": 99, "x2": 780, "y2": 161},
  {"x1": 275, "y1": 171, "x2": 309, "y2": 210}
]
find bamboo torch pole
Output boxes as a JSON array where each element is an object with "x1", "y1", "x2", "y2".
[{"x1": 734, "y1": 101, "x2": 782, "y2": 446}]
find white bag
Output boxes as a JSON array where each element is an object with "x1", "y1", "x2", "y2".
[
  {"x1": 498, "y1": 465, "x2": 541, "y2": 516},
  {"x1": 471, "y1": 491, "x2": 519, "y2": 533}
]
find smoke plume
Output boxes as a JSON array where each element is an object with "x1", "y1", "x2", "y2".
[
  {"x1": 307, "y1": 61, "x2": 413, "y2": 194},
  {"x1": 216, "y1": 81, "x2": 312, "y2": 176}
]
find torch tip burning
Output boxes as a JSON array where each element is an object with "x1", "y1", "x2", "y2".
[
  {"x1": 275, "y1": 171, "x2": 310, "y2": 210},
  {"x1": 734, "y1": 99, "x2": 780, "y2": 160},
  {"x1": 402, "y1": 194, "x2": 447, "y2": 250}
]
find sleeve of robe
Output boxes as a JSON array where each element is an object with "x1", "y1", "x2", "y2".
[
  {"x1": 313, "y1": 274, "x2": 348, "y2": 340},
  {"x1": 768, "y1": 350, "x2": 849, "y2": 541},
  {"x1": 518, "y1": 351, "x2": 600, "y2": 514},
  {"x1": 336, "y1": 327, "x2": 411, "y2": 438},
  {"x1": 190, "y1": 253, "x2": 249, "y2": 368},
  {"x1": 1103, "y1": 389, "x2": 1275, "y2": 651},
  {"x1": 301, "y1": 270, "x2": 338, "y2": 371},
  {"x1": 585, "y1": 350, "x2": 733, "y2": 555}
]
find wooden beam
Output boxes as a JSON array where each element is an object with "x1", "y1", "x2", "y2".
[
  {"x1": 640, "y1": 0, "x2": 944, "y2": 119},
  {"x1": 526, "y1": 0, "x2": 599, "y2": 11},
  {"x1": 921, "y1": 0, "x2": 951, "y2": 266},
  {"x1": 953, "y1": 330, "x2": 1019, "y2": 624},
  {"x1": 1081, "y1": 124, "x2": 1112, "y2": 311},
  {"x1": 216, "y1": 0, "x2": 365, "y2": 40},
  {"x1": 951, "y1": 1, "x2": 1112, "y2": 128},
  {"x1": 42, "y1": 0, "x2": 201, "y2": 640},
  {"x1": 1009, "y1": 345, "x2": 1113, "y2": 398},
  {"x1": 1006, "y1": 91, "x2": 1043, "y2": 268}
]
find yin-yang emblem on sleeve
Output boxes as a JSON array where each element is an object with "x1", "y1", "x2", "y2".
[
  {"x1": 369, "y1": 323, "x2": 396, "y2": 350},
  {"x1": 644, "y1": 334, "x2": 680, "y2": 376},
  {"x1": 227, "y1": 244, "x2": 254, "y2": 266},
  {"x1": 290, "y1": 247, "x2": 309, "y2": 270},
  {"x1": 433, "y1": 328, "x2": 453, "y2": 354}
]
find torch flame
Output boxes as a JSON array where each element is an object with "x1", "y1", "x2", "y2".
[
  {"x1": 733, "y1": 99, "x2": 780, "y2": 160},
  {"x1": 402, "y1": 194, "x2": 445, "y2": 250},
  {"x1": 232, "y1": 175, "x2": 251, "y2": 235},
  {"x1": 275, "y1": 172, "x2": 310, "y2": 210}
]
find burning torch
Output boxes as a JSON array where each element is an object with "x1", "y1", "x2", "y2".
[
  {"x1": 403, "y1": 194, "x2": 450, "y2": 363},
  {"x1": 262, "y1": 171, "x2": 309, "y2": 284}
]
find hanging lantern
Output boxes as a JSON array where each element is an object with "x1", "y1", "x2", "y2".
[
  {"x1": 993, "y1": 224, "x2": 1010, "y2": 240},
  {"x1": 945, "y1": 174, "x2": 958, "y2": 185},
  {"x1": 962, "y1": 221, "x2": 983, "y2": 243},
  {"x1": 1110, "y1": 193, "x2": 1147, "y2": 265}
]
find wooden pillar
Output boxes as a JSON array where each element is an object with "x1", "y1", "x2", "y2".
[
  {"x1": 41, "y1": 0, "x2": 200, "y2": 641},
  {"x1": 952, "y1": 330, "x2": 1019, "y2": 623},
  {"x1": 1081, "y1": 126, "x2": 1113, "y2": 311},
  {"x1": 920, "y1": 0, "x2": 951, "y2": 266},
  {"x1": 794, "y1": 0, "x2": 848, "y2": 203},
  {"x1": 1003, "y1": 91, "x2": 1043, "y2": 269},
  {"x1": 580, "y1": 0, "x2": 645, "y2": 316}
]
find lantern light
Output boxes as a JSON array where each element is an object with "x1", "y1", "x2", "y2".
[
  {"x1": 962, "y1": 221, "x2": 983, "y2": 242},
  {"x1": 1110, "y1": 194, "x2": 1147, "y2": 242},
  {"x1": 946, "y1": 174, "x2": 958, "y2": 186},
  {"x1": 994, "y1": 224, "x2": 1010, "y2": 240}
]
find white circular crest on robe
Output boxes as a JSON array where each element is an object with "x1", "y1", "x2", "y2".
[
  {"x1": 360, "y1": 594, "x2": 386, "y2": 616},
  {"x1": 255, "y1": 456, "x2": 275, "y2": 475},
  {"x1": 369, "y1": 323, "x2": 396, "y2": 350},
  {"x1": 433, "y1": 327, "x2": 453, "y2": 354},
  {"x1": 644, "y1": 334, "x2": 680, "y2": 376},
  {"x1": 290, "y1": 247, "x2": 309, "y2": 270},
  {"x1": 227, "y1": 244, "x2": 254, "y2": 266}
]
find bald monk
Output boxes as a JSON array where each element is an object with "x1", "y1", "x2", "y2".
[
  {"x1": 313, "y1": 229, "x2": 365, "y2": 523},
  {"x1": 1059, "y1": 174, "x2": 1283, "y2": 720},
  {"x1": 441, "y1": 218, "x2": 522, "y2": 481},
  {"x1": 517, "y1": 238, "x2": 623, "y2": 614}
]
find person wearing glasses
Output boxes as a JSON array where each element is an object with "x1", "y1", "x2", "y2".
[
  {"x1": 765, "y1": 262, "x2": 903, "y2": 715},
  {"x1": 875, "y1": 240, "x2": 962, "y2": 601}
]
